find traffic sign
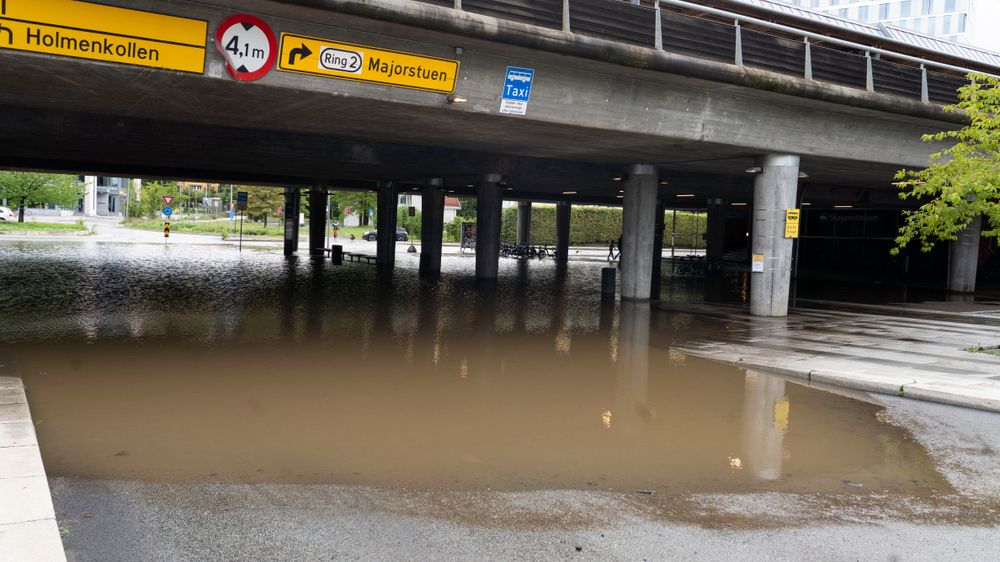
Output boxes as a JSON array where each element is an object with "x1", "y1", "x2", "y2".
[
  {"x1": 785, "y1": 208, "x2": 801, "y2": 239},
  {"x1": 164, "y1": 222, "x2": 170, "y2": 237},
  {"x1": 277, "y1": 33, "x2": 459, "y2": 94},
  {"x1": 0, "y1": 0, "x2": 207, "y2": 73},
  {"x1": 163, "y1": 206, "x2": 173, "y2": 217},
  {"x1": 161, "y1": 195, "x2": 175, "y2": 206},
  {"x1": 236, "y1": 191, "x2": 249, "y2": 211},
  {"x1": 499, "y1": 66, "x2": 534, "y2": 116},
  {"x1": 215, "y1": 14, "x2": 277, "y2": 81}
]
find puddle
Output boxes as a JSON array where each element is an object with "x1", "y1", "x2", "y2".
[{"x1": 1, "y1": 242, "x2": 949, "y2": 496}]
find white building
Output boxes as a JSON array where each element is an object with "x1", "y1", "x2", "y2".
[
  {"x1": 768, "y1": 0, "x2": 1000, "y2": 51},
  {"x1": 81, "y1": 176, "x2": 140, "y2": 217}
]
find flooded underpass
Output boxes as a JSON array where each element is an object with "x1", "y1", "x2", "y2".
[{"x1": 2, "y1": 241, "x2": 999, "y2": 559}]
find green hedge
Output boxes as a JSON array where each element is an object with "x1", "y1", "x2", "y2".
[{"x1": 498, "y1": 205, "x2": 706, "y2": 248}]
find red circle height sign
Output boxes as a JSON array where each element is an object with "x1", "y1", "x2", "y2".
[{"x1": 215, "y1": 14, "x2": 277, "y2": 81}]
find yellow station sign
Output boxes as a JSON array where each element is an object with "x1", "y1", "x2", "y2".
[
  {"x1": 0, "y1": 0, "x2": 207, "y2": 73},
  {"x1": 278, "y1": 32, "x2": 459, "y2": 94},
  {"x1": 785, "y1": 208, "x2": 801, "y2": 238}
]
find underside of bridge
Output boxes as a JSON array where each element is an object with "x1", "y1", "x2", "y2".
[{"x1": 0, "y1": 0, "x2": 988, "y2": 313}]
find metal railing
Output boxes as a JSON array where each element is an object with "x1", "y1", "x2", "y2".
[{"x1": 421, "y1": 0, "x2": 991, "y2": 105}]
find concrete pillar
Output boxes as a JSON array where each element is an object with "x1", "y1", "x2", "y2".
[
  {"x1": 555, "y1": 201, "x2": 571, "y2": 264},
  {"x1": 376, "y1": 181, "x2": 399, "y2": 270},
  {"x1": 308, "y1": 188, "x2": 326, "y2": 257},
  {"x1": 420, "y1": 178, "x2": 445, "y2": 277},
  {"x1": 750, "y1": 154, "x2": 800, "y2": 317},
  {"x1": 651, "y1": 199, "x2": 665, "y2": 298},
  {"x1": 283, "y1": 186, "x2": 301, "y2": 256},
  {"x1": 706, "y1": 197, "x2": 726, "y2": 263},
  {"x1": 621, "y1": 164, "x2": 659, "y2": 301},
  {"x1": 948, "y1": 215, "x2": 982, "y2": 293},
  {"x1": 517, "y1": 201, "x2": 532, "y2": 245},
  {"x1": 475, "y1": 173, "x2": 503, "y2": 280}
]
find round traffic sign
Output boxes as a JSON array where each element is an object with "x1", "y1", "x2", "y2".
[
  {"x1": 215, "y1": 14, "x2": 277, "y2": 81},
  {"x1": 163, "y1": 206, "x2": 173, "y2": 216}
]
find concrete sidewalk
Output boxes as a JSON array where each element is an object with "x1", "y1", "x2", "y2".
[
  {"x1": 0, "y1": 377, "x2": 65, "y2": 561},
  {"x1": 666, "y1": 302, "x2": 1000, "y2": 413}
]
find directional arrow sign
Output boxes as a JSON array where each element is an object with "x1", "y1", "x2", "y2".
[
  {"x1": 161, "y1": 195, "x2": 175, "y2": 206},
  {"x1": 287, "y1": 43, "x2": 313, "y2": 66},
  {"x1": 0, "y1": 0, "x2": 206, "y2": 73},
  {"x1": 277, "y1": 32, "x2": 459, "y2": 94}
]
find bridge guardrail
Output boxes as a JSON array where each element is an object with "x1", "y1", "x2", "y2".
[{"x1": 420, "y1": 0, "x2": 986, "y2": 106}]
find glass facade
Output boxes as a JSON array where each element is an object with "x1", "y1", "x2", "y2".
[{"x1": 777, "y1": 0, "x2": 974, "y2": 45}]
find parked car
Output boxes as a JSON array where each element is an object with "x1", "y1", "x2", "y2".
[
  {"x1": 0, "y1": 206, "x2": 15, "y2": 221},
  {"x1": 362, "y1": 227, "x2": 408, "y2": 242}
]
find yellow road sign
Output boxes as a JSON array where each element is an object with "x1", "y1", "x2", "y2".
[
  {"x1": 785, "y1": 208, "x2": 800, "y2": 239},
  {"x1": 164, "y1": 222, "x2": 170, "y2": 237},
  {"x1": 0, "y1": 0, "x2": 207, "y2": 73},
  {"x1": 277, "y1": 32, "x2": 459, "y2": 94}
]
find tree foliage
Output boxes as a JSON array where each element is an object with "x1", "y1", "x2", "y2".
[
  {"x1": 132, "y1": 181, "x2": 182, "y2": 218},
  {"x1": 244, "y1": 186, "x2": 284, "y2": 226},
  {"x1": 894, "y1": 73, "x2": 1000, "y2": 255},
  {"x1": 0, "y1": 172, "x2": 81, "y2": 222}
]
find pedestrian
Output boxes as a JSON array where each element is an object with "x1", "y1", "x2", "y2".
[{"x1": 608, "y1": 239, "x2": 616, "y2": 261}]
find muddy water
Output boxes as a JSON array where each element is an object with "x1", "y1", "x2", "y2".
[{"x1": 1, "y1": 242, "x2": 947, "y2": 494}]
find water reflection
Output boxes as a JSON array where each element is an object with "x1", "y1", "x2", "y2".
[{"x1": 0, "y1": 242, "x2": 950, "y2": 495}]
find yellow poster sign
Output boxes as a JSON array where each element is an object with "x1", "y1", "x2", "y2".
[
  {"x1": 0, "y1": 0, "x2": 207, "y2": 73},
  {"x1": 278, "y1": 32, "x2": 459, "y2": 94},
  {"x1": 785, "y1": 208, "x2": 801, "y2": 238}
]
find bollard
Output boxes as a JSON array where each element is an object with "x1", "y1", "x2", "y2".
[
  {"x1": 601, "y1": 267, "x2": 616, "y2": 297},
  {"x1": 331, "y1": 244, "x2": 343, "y2": 265}
]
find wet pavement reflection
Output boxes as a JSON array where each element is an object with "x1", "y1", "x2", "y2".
[{"x1": 0, "y1": 242, "x2": 948, "y2": 495}]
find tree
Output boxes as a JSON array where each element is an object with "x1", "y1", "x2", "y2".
[
  {"x1": 893, "y1": 73, "x2": 1000, "y2": 255},
  {"x1": 0, "y1": 172, "x2": 81, "y2": 222},
  {"x1": 330, "y1": 190, "x2": 376, "y2": 226},
  {"x1": 133, "y1": 181, "x2": 181, "y2": 219},
  {"x1": 244, "y1": 186, "x2": 284, "y2": 226}
]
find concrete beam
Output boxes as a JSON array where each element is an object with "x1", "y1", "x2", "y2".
[
  {"x1": 750, "y1": 155, "x2": 800, "y2": 317},
  {"x1": 476, "y1": 173, "x2": 503, "y2": 280},
  {"x1": 376, "y1": 182, "x2": 399, "y2": 269},
  {"x1": 948, "y1": 216, "x2": 982, "y2": 294},
  {"x1": 308, "y1": 188, "x2": 326, "y2": 257},
  {"x1": 420, "y1": 178, "x2": 445, "y2": 277},
  {"x1": 621, "y1": 164, "x2": 658, "y2": 301}
]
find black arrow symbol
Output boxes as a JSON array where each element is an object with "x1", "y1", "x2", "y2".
[{"x1": 288, "y1": 43, "x2": 312, "y2": 65}]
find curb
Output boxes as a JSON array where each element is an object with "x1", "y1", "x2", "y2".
[
  {"x1": 685, "y1": 351, "x2": 1000, "y2": 414},
  {"x1": 0, "y1": 376, "x2": 66, "y2": 562}
]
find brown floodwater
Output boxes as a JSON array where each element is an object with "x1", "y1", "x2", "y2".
[{"x1": 1, "y1": 242, "x2": 949, "y2": 495}]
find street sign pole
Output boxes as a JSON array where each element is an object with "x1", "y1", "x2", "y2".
[{"x1": 239, "y1": 210, "x2": 244, "y2": 252}]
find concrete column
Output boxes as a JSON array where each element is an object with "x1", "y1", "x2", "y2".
[
  {"x1": 621, "y1": 164, "x2": 659, "y2": 301},
  {"x1": 555, "y1": 201, "x2": 571, "y2": 264},
  {"x1": 420, "y1": 178, "x2": 445, "y2": 277},
  {"x1": 376, "y1": 181, "x2": 399, "y2": 270},
  {"x1": 948, "y1": 215, "x2": 982, "y2": 293},
  {"x1": 706, "y1": 197, "x2": 726, "y2": 264},
  {"x1": 308, "y1": 188, "x2": 326, "y2": 257},
  {"x1": 517, "y1": 201, "x2": 532, "y2": 245},
  {"x1": 283, "y1": 186, "x2": 300, "y2": 256},
  {"x1": 475, "y1": 173, "x2": 503, "y2": 280},
  {"x1": 750, "y1": 154, "x2": 800, "y2": 317},
  {"x1": 651, "y1": 199, "x2": 665, "y2": 297}
]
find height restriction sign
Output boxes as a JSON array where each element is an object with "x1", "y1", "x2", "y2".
[{"x1": 215, "y1": 14, "x2": 277, "y2": 81}]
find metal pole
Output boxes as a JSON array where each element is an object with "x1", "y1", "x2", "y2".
[
  {"x1": 239, "y1": 211, "x2": 244, "y2": 253},
  {"x1": 920, "y1": 64, "x2": 929, "y2": 103},
  {"x1": 865, "y1": 51, "x2": 874, "y2": 92},
  {"x1": 454, "y1": 0, "x2": 461, "y2": 9},
  {"x1": 804, "y1": 37, "x2": 812, "y2": 80},
  {"x1": 562, "y1": 0, "x2": 571, "y2": 32},
  {"x1": 654, "y1": 0, "x2": 663, "y2": 51},
  {"x1": 734, "y1": 20, "x2": 743, "y2": 66}
]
